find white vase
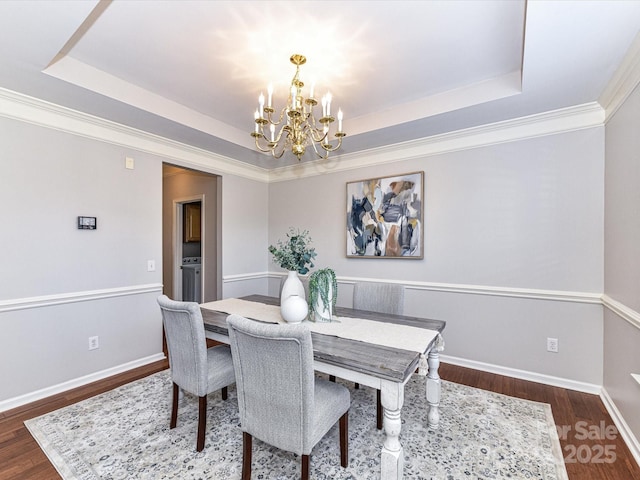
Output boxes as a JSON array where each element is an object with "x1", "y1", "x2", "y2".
[
  {"x1": 280, "y1": 294, "x2": 308, "y2": 323},
  {"x1": 281, "y1": 270, "x2": 306, "y2": 303},
  {"x1": 312, "y1": 283, "x2": 334, "y2": 323}
]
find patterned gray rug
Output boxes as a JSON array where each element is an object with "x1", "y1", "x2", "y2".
[{"x1": 25, "y1": 370, "x2": 568, "y2": 479}]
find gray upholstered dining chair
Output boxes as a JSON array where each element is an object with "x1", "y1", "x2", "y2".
[
  {"x1": 353, "y1": 282, "x2": 405, "y2": 316},
  {"x1": 157, "y1": 295, "x2": 236, "y2": 452},
  {"x1": 352, "y1": 282, "x2": 405, "y2": 429},
  {"x1": 226, "y1": 314, "x2": 350, "y2": 480}
]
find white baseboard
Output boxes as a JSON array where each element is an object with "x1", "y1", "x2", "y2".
[
  {"x1": 600, "y1": 387, "x2": 640, "y2": 469},
  {"x1": 0, "y1": 353, "x2": 166, "y2": 413},
  {"x1": 441, "y1": 354, "x2": 602, "y2": 394}
]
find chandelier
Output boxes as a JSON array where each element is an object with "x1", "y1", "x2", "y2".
[{"x1": 251, "y1": 54, "x2": 346, "y2": 161}]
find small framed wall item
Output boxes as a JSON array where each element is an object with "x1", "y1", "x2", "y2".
[
  {"x1": 78, "y1": 216, "x2": 97, "y2": 230},
  {"x1": 346, "y1": 171, "x2": 424, "y2": 258}
]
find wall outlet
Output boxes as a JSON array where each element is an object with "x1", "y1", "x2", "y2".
[
  {"x1": 89, "y1": 336, "x2": 99, "y2": 350},
  {"x1": 547, "y1": 337, "x2": 559, "y2": 353}
]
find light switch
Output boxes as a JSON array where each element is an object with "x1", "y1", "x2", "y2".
[
  {"x1": 147, "y1": 260, "x2": 156, "y2": 272},
  {"x1": 125, "y1": 157, "x2": 135, "y2": 169}
]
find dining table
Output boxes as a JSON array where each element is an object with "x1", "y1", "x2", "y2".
[{"x1": 200, "y1": 294, "x2": 446, "y2": 480}]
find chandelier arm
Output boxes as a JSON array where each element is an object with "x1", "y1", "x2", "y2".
[
  {"x1": 310, "y1": 139, "x2": 329, "y2": 160},
  {"x1": 309, "y1": 126, "x2": 328, "y2": 143},
  {"x1": 271, "y1": 145, "x2": 285, "y2": 159},
  {"x1": 321, "y1": 135, "x2": 344, "y2": 152},
  {"x1": 254, "y1": 135, "x2": 275, "y2": 153},
  {"x1": 264, "y1": 106, "x2": 288, "y2": 126}
]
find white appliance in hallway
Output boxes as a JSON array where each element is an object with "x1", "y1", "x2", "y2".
[{"x1": 181, "y1": 256, "x2": 202, "y2": 303}]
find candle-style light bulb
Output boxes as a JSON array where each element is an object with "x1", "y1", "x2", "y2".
[
  {"x1": 267, "y1": 84, "x2": 273, "y2": 108},
  {"x1": 270, "y1": 124, "x2": 275, "y2": 142},
  {"x1": 337, "y1": 109, "x2": 343, "y2": 132},
  {"x1": 310, "y1": 81, "x2": 315, "y2": 99},
  {"x1": 326, "y1": 92, "x2": 332, "y2": 116},
  {"x1": 254, "y1": 109, "x2": 259, "y2": 133},
  {"x1": 258, "y1": 93, "x2": 265, "y2": 114},
  {"x1": 321, "y1": 95, "x2": 327, "y2": 117}
]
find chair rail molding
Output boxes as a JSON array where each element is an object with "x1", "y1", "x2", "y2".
[
  {"x1": 338, "y1": 275, "x2": 602, "y2": 304},
  {"x1": 602, "y1": 294, "x2": 640, "y2": 330},
  {"x1": 0, "y1": 283, "x2": 163, "y2": 313}
]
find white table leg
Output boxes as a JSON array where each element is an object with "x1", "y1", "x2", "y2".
[
  {"x1": 426, "y1": 334, "x2": 445, "y2": 429},
  {"x1": 380, "y1": 380, "x2": 405, "y2": 480}
]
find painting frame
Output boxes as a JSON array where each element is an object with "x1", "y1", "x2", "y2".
[{"x1": 346, "y1": 171, "x2": 424, "y2": 259}]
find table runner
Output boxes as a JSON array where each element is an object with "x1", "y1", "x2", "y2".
[{"x1": 200, "y1": 298, "x2": 439, "y2": 372}]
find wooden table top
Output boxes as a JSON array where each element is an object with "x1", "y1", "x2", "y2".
[{"x1": 201, "y1": 294, "x2": 446, "y2": 383}]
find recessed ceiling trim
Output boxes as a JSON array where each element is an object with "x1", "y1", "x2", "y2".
[
  {"x1": 0, "y1": 87, "x2": 606, "y2": 185},
  {"x1": 268, "y1": 102, "x2": 604, "y2": 183},
  {"x1": 43, "y1": 56, "x2": 255, "y2": 151},
  {"x1": 0, "y1": 87, "x2": 269, "y2": 182},
  {"x1": 348, "y1": 70, "x2": 523, "y2": 137},
  {"x1": 46, "y1": 0, "x2": 113, "y2": 69}
]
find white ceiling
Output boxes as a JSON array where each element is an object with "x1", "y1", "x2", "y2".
[{"x1": 1, "y1": 0, "x2": 640, "y2": 169}]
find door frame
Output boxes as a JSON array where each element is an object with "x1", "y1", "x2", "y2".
[{"x1": 172, "y1": 194, "x2": 205, "y2": 301}]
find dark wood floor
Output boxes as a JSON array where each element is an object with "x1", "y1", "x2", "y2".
[{"x1": 1, "y1": 360, "x2": 639, "y2": 479}]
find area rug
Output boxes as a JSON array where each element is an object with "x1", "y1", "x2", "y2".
[{"x1": 25, "y1": 370, "x2": 568, "y2": 479}]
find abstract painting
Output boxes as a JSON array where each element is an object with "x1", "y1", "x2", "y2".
[{"x1": 346, "y1": 171, "x2": 424, "y2": 258}]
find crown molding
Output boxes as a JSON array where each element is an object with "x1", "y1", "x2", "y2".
[
  {"x1": 0, "y1": 87, "x2": 270, "y2": 183},
  {"x1": 0, "y1": 86, "x2": 605, "y2": 185},
  {"x1": 599, "y1": 31, "x2": 640, "y2": 122},
  {"x1": 268, "y1": 102, "x2": 605, "y2": 182}
]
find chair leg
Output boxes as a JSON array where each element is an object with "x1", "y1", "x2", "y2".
[
  {"x1": 376, "y1": 389, "x2": 383, "y2": 430},
  {"x1": 301, "y1": 454, "x2": 310, "y2": 480},
  {"x1": 329, "y1": 375, "x2": 336, "y2": 382},
  {"x1": 242, "y1": 432, "x2": 252, "y2": 480},
  {"x1": 355, "y1": 383, "x2": 360, "y2": 389},
  {"x1": 222, "y1": 386, "x2": 228, "y2": 400},
  {"x1": 170, "y1": 382, "x2": 179, "y2": 429},
  {"x1": 339, "y1": 411, "x2": 349, "y2": 468},
  {"x1": 197, "y1": 395, "x2": 207, "y2": 452}
]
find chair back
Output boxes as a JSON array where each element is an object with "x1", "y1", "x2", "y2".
[
  {"x1": 353, "y1": 282, "x2": 405, "y2": 315},
  {"x1": 226, "y1": 314, "x2": 315, "y2": 455},
  {"x1": 157, "y1": 295, "x2": 208, "y2": 396}
]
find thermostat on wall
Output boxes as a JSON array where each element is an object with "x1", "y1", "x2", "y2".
[{"x1": 78, "y1": 216, "x2": 97, "y2": 230}]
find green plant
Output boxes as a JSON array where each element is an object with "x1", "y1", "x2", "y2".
[
  {"x1": 268, "y1": 228, "x2": 317, "y2": 274},
  {"x1": 308, "y1": 268, "x2": 338, "y2": 321}
]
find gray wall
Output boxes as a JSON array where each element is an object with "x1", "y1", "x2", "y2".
[
  {"x1": 604, "y1": 81, "x2": 640, "y2": 451},
  {"x1": 221, "y1": 173, "x2": 270, "y2": 299},
  {"x1": 268, "y1": 127, "x2": 605, "y2": 388},
  {"x1": 0, "y1": 116, "x2": 164, "y2": 405},
  {"x1": 0, "y1": 114, "x2": 270, "y2": 409}
]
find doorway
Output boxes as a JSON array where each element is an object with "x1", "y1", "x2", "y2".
[
  {"x1": 174, "y1": 197, "x2": 203, "y2": 302},
  {"x1": 162, "y1": 164, "x2": 221, "y2": 303}
]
